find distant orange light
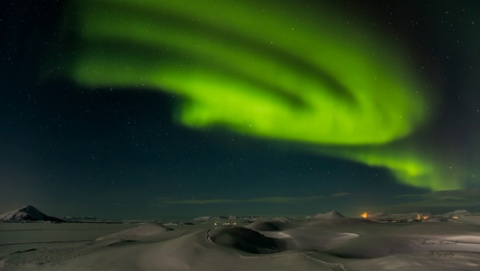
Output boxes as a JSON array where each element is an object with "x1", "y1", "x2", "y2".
[
  {"x1": 361, "y1": 212, "x2": 368, "y2": 219},
  {"x1": 416, "y1": 214, "x2": 421, "y2": 220},
  {"x1": 423, "y1": 215, "x2": 429, "y2": 220}
]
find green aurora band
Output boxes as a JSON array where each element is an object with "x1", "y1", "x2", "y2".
[{"x1": 59, "y1": 0, "x2": 458, "y2": 190}]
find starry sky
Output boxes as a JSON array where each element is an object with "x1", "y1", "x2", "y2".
[{"x1": 1, "y1": 0, "x2": 480, "y2": 220}]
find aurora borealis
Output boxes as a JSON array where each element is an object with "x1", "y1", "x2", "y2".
[
  {"x1": 63, "y1": 0, "x2": 439, "y2": 189},
  {"x1": 69, "y1": 0, "x2": 426, "y2": 143},
  {"x1": 1, "y1": 0, "x2": 480, "y2": 219}
]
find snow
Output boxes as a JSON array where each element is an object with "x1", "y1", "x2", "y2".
[{"x1": 1, "y1": 212, "x2": 480, "y2": 270}]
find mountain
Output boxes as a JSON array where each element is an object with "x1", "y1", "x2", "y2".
[
  {"x1": 307, "y1": 210, "x2": 345, "y2": 219},
  {"x1": 0, "y1": 205, "x2": 64, "y2": 222}
]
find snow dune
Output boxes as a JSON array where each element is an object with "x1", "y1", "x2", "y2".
[{"x1": 1, "y1": 214, "x2": 480, "y2": 270}]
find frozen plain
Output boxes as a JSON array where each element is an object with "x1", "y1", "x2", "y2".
[{"x1": 1, "y1": 216, "x2": 480, "y2": 271}]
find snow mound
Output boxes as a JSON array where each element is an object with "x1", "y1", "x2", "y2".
[
  {"x1": 245, "y1": 219, "x2": 290, "y2": 231},
  {"x1": 445, "y1": 210, "x2": 471, "y2": 217},
  {"x1": 96, "y1": 223, "x2": 172, "y2": 241},
  {"x1": 210, "y1": 227, "x2": 287, "y2": 254}
]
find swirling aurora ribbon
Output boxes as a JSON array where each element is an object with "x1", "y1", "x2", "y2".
[{"x1": 57, "y1": 0, "x2": 458, "y2": 190}]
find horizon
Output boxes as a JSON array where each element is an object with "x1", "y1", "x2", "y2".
[{"x1": 0, "y1": 204, "x2": 477, "y2": 222}]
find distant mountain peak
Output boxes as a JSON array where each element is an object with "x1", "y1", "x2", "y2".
[
  {"x1": 0, "y1": 205, "x2": 63, "y2": 222},
  {"x1": 308, "y1": 210, "x2": 345, "y2": 219}
]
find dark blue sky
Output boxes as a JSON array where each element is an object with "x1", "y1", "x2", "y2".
[{"x1": 1, "y1": 0, "x2": 479, "y2": 220}]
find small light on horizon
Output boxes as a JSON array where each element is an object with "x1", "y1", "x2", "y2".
[{"x1": 360, "y1": 212, "x2": 368, "y2": 219}]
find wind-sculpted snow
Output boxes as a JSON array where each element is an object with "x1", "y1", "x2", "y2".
[{"x1": 2, "y1": 215, "x2": 480, "y2": 270}]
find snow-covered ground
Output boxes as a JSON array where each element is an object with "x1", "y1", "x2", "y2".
[{"x1": 1, "y1": 216, "x2": 480, "y2": 270}]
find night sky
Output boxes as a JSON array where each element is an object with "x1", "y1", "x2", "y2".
[{"x1": 1, "y1": 0, "x2": 480, "y2": 220}]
